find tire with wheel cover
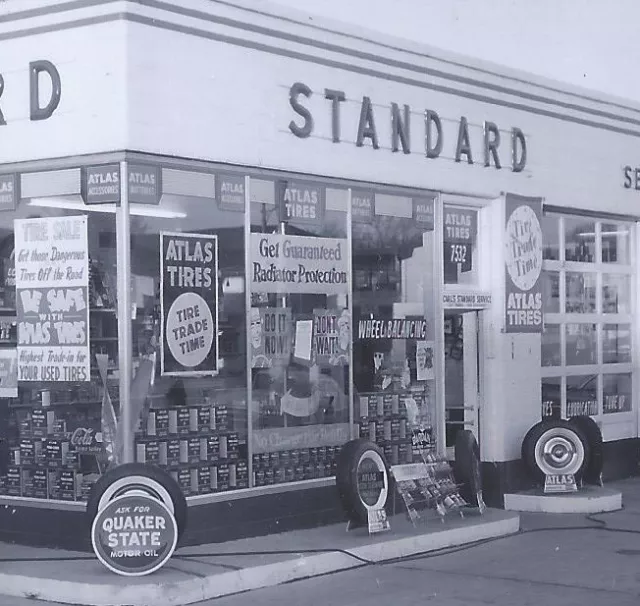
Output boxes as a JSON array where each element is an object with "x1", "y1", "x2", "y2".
[
  {"x1": 335, "y1": 439, "x2": 390, "y2": 526},
  {"x1": 86, "y1": 463, "x2": 188, "y2": 540},
  {"x1": 521, "y1": 419, "x2": 590, "y2": 483},
  {"x1": 569, "y1": 415, "x2": 603, "y2": 485},
  {"x1": 453, "y1": 430, "x2": 483, "y2": 507}
]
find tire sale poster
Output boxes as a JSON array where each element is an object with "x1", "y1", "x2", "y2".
[{"x1": 160, "y1": 232, "x2": 218, "y2": 376}]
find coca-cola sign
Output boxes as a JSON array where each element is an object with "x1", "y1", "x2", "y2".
[{"x1": 69, "y1": 427, "x2": 103, "y2": 454}]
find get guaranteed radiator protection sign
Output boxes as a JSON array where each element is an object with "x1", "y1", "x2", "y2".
[{"x1": 250, "y1": 233, "x2": 348, "y2": 295}]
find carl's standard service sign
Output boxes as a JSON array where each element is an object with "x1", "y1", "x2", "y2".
[{"x1": 91, "y1": 492, "x2": 178, "y2": 576}]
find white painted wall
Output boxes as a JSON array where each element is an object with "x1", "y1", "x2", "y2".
[
  {"x1": 0, "y1": 21, "x2": 127, "y2": 165},
  {"x1": 126, "y1": 20, "x2": 640, "y2": 216}
]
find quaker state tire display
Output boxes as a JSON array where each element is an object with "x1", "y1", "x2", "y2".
[
  {"x1": 335, "y1": 438, "x2": 390, "y2": 526},
  {"x1": 86, "y1": 463, "x2": 188, "y2": 540},
  {"x1": 569, "y1": 415, "x2": 604, "y2": 485},
  {"x1": 453, "y1": 429, "x2": 483, "y2": 507},
  {"x1": 521, "y1": 419, "x2": 590, "y2": 483}
]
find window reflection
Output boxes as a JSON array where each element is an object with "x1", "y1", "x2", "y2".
[
  {"x1": 566, "y1": 323, "x2": 597, "y2": 366},
  {"x1": 564, "y1": 217, "x2": 595, "y2": 263},
  {"x1": 541, "y1": 324, "x2": 561, "y2": 366},
  {"x1": 603, "y1": 324, "x2": 631, "y2": 364},
  {"x1": 541, "y1": 215, "x2": 560, "y2": 260},
  {"x1": 602, "y1": 223, "x2": 630, "y2": 264}
]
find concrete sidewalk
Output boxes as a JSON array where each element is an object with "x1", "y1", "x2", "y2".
[{"x1": 0, "y1": 505, "x2": 520, "y2": 606}]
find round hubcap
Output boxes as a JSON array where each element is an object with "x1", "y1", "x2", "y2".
[{"x1": 534, "y1": 427, "x2": 584, "y2": 476}]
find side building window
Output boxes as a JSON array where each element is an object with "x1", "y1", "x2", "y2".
[{"x1": 541, "y1": 213, "x2": 634, "y2": 432}]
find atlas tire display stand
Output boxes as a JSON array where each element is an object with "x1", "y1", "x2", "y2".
[{"x1": 505, "y1": 417, "x2": 621, "y2": 514}]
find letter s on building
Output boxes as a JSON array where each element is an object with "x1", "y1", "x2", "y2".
[{"x1": 289, "y1": 82, "x2": 313, "y2": 138}]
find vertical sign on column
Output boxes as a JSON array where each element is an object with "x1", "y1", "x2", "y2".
[
  {"x1": 504, "y1": 193, "x2": 543, "y2": 333},
  {"x1": 15, "y1": 216, "x2": 90, "y2": 381}
]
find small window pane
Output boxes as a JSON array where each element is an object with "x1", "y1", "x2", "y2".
[
  {"x1": 541, "y1": 324, "x2": 561, "y2": 366},
  {"x1": 603, "y1": 324, "x2": 631, "y2": 364},
  {"x1": 566, "y1": 375, "x2": 598, "y2": 417},
  {"x1": 564, "y1": 217, "x2": 595, "y2": 263},
  {"x1": 566, "y1": 323, "x2": 597, "y2": 365},
  {"x1": 603, "y1": 373, "x2": 632, "y2": 414},
  {"x1": 601, "y1": 223, "x2": 631, "y2": 264},
  {"x1": 542, "y1": 376, "x2": 561, "y2": 420},
  {"x1": 542, "y1": 271, "x2": 560, "y2": 313},
  {"x1": 603, "y1": 274, "x2": 631, "y2": 314},
  {"x1": 565, "y1": 272, "x2": 596, "y2": 313},
  {"x1": 542, "y1": 215, "x2": 560, "y2": 260}
]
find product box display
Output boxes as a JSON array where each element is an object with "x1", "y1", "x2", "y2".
[
  {"x1": 6, "y1": 466, "x2": 21, "y2": 496},
  {"x1": 177, "y1": 408, "x2": 191, "y2": 436},
  {"x1": 188, "y1": 437, "x2": 201, "y2": 464},
  {"x1": 48, "y1": 470, "x2": 81, "y2": 501},
  {"x1": 45, "y1": 439, "x2": 69, "y2": 469},
  {"x1": 215, "y1": 406, "x2": 229, "y2": 432},
  {"x1": 167, "y1": 439, "x2": 181, "y2": 467},
  {"x1": 31, "y1": 410, "x2": 48, "y2": 438},
  {"x1": 206, "y1": 435, "x2": 220, "y2": 462},
  {"x1": 155, "y1": 410, "x2": 170, "y2": 437}
]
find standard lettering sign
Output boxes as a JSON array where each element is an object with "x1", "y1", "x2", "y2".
[
  {"x1": 251, "y1": 233, "x2": 348, "y2": 295},
  {"x1": 161, "y1": 232, "x2": 218, "y2": 376},
  {"x1": 288, "y1": 82, "x2": 527, "y2": 172},
  {"x1": 15, "y1": 216, "x2": 90, "y2": 382},
  {"x1": 91, "y1": 492, "x2": 178, "y2": 576},
  {"x1": 504, "y1": 195, "x2": 543, "y2": 333}
]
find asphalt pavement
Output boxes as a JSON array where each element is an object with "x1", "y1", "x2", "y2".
[
  {"x1": 2, "y1": 477, "x2": 640, "y2": 606},
  {"x1": 203, "y1": 507, "x2": 640, "y2": 606}
]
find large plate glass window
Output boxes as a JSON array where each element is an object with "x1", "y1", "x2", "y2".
[
  {"x1": 249, "y1": 179, "x2": 350, "y2": 486},
  {"x1": 540, "y1": 212, "x2": 635, "y2": 436},
  {"x1": 128, "y1": 168, "x2": 249, "y2": 497},
  {"x1": 0, "y1": 180, "x2": 118, "y2": 502},
  {"x1": 352, "y1": 191, "x2": 438, "y2": 461}
]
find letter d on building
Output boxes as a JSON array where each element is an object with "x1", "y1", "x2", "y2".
[{"x1": 30, "y1": 60, "x2": 61, "y2": 121}]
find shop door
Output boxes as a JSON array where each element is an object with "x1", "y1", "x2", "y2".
[{"x1": 444, "y1": 311, "x2": 480, "y2": 459}]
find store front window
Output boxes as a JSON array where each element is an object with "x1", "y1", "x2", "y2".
[
  {"x1": 352, "y1": 192, "x2": 437, "y2": 462},
  {"x1": 0, "y1": 199, "x2": 118, "y2": 501},
  {"x1": 540, "y1": 212, "x2": 635, "y2": 431},
  {"x1": 129, "y1": 172, "x2": 249, "y2": 496},
  {"x1": 249, "y1": 179, "x2": 350, "y2": 486}
]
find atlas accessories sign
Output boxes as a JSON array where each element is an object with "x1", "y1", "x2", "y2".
[
  {"x1": 504, "y1": 193, "x2": 543, "y2": 333},
  {"x1": 160, "y1": 232, "x2": 219, "y2": 376},
  {"x1": 91, "y1": 492, "x2": 178, "y2": 576}
]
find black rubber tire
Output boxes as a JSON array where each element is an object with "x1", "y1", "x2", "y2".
[
  {"x1": 569, "y1": 415, "x2": 604, "y2": 485},
  {"x1": 453, "y1": 430, "x2": 483, "y2": 507},
  {"x1": 86, "y1": 463, "x2": 188, "y2": 540},
  {"x1": 521, "y1": 419, "x2": 590, "y2": 483},
  {"x1": 335, "y1": 438, "x2": 389, "y2": 526}
]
